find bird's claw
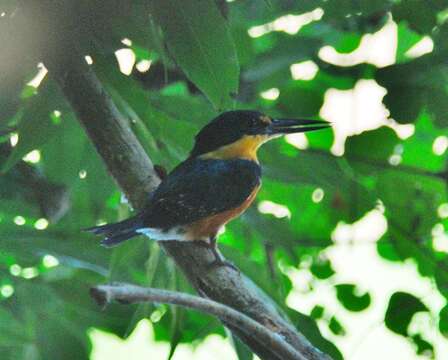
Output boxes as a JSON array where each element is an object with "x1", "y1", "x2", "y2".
[{"x1": 207, "y1": 258, "x2": 239, "y2": 273}]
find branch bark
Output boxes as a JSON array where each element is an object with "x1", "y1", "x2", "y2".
[
  {"x1": 91, "y1": 284, "x2": 306, "y2": 360},
  {"x1": 43, "y1": 39, "x2": 331, "y2": 360}
]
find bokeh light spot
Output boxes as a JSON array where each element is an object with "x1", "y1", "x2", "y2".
[
  {"x1": 14, "y1": 216, "x2": 25, "y2": 226},
  {"x1": 34, "y1": 218, "x2": 49, "y2": 230}
]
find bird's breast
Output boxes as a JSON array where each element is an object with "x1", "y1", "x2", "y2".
[{"x1": 185, "y1": 184, "x2": 260, "y2": 240}]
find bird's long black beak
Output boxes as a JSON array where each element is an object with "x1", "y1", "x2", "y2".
[{"x1": 268, "y1": 118, "x2": 331, "y2": 135}]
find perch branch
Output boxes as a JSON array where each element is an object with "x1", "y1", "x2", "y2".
[{"x1": 91, "y1": 284, "x2": 306, "y2": 360}]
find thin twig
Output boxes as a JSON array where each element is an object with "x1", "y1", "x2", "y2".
[{"x1": 91, "y1": 284, "x2": 306, "y2": 360}]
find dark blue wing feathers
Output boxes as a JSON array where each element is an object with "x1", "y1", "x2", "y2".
[
  {"x1": 143, "y1": 158, "x2": 261, "y2": 228},
  {"x1": 85, "y1": 158, "x2": 261, "y2": 244}
]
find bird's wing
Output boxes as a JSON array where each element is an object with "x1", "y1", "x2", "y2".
[{"x1": 142, "y1": 158, "x2": 261, "y2": 229}]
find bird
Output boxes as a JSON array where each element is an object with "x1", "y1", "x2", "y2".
[{"x1": 85, "y1": 110, "x2": 329, "y2": 268}]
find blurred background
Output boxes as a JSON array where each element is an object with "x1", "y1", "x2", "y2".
[{"x1": 1, "y1": 1, "x2": 447, "y2": 359}]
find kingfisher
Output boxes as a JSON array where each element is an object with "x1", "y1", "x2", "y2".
[{"x1": 86, "y1": 110, "x2": 329, "y2": 267}]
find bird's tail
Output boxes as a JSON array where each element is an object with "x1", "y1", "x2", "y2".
[{"x1": 84, "y1": 215, "x2": 143, "y2": 247}]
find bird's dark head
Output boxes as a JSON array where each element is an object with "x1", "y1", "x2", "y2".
[{"x1": 190, "y1": 110, "x2": 329, "y2": 160}]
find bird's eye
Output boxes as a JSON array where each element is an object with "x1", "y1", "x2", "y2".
[{"x1": 259, "y1": 115, "x2": 272, "y2": 126}]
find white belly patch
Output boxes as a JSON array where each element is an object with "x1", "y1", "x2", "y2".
[{"x1": 136, "y1": 227, "x2": 191, "y2": 241}]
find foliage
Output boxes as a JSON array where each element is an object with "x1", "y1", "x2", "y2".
[{"x1": 0, "y1": 0, "x2": 447, "y2": 359}]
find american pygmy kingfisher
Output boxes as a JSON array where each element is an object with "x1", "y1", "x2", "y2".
[{"x1": 86, "y1": 110, "x2": 329, "y2": 266}]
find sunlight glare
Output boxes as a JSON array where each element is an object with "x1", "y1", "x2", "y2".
[
  {"x1": 438, "y1": 203, "x2": 448, "y2": 219},
  {"x1": 320, "y1": 80, "x2": 390, "y2": 155},
  {"x1": 34, "y1": 218, "x2": 49, "y2": 230},
  {"x1": 312, "y1": 188, "x2": 324, "y2": 203},
  {"x1": 90, "y1": 319, "x2": 239, "y2": 360},
  {"x1": 1, "y1": 285, "x2": 14, "y2": 298},
  {"x1": 332, "y1": 208, "x2": 387, "y2": 244},
  {"x1": 388, "y1": 154, "x2": 402, "y2": 166},
  {"x1": 23, "y1": 149, "x2": 41, "y2": 163},
  {"x1": 21, "y1": 267, "x2": 39, "y2": 279},
  {"x1": 432, "y1": 223, "x2": 448, "y2": 253},
  {"x1": 115, "y1": 48, "x2": 136, "y2": 76},
  {"x1": 405, "y1": 36, "x2": 434, "y2": 58},
  {"x1": 258, "y1": 200, "x2": 291, "y2": 218},
  {"x1": 27, "y1": 63, "x2": 48, "y2": 88},
  {"x1": 85, "y1": 55, "x2": 94, "y2": 65},
  {"x1": 121, "y1": 38, "x2": 132, "y2": 46},
  {"x1": 136, "y1": 59, "x2": 152, "y2": 72},
  {"x1": 260, "y1": 88, "x2": 280, "y2": 100},
  {"x1": 248, "y1": 8, "x2": 323, "y2": 38},
  {"x1": 14, "y1": 216, "x2": 25, "y2": 226},
  {"x1": 9, "y1": 264, "x2": 21, "y2": 276},
  {"x1": 43, "y1": 254, "x2": 59, "y2": 268},
  {"x1": 285, "y1": 133, "x2": 309, "y2": 150},
  {"x1": 432, "y1": 136, "x2": 448, "y2": 156},
  {"x1": 389, "y1": 122, "x2": 415, "y2": 140},
  {"x1": 318, "y1": 19, "x2": 396, "y2": 68},
  {"x1": 10, "y1": 132, "x2": 19, "y2": 147},
  {"x1": 79, "y1": 169, "x2": 87, "y2": 179},
  {"x1": 290, "y1": 60, "x2": 318, "y2": 80}
]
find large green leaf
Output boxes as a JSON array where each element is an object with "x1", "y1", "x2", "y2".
[
  {"x1": 376, "y1": 57, "x2": 448, "y2": 127},
  {"x1": 392, "y1": 0, "x2": 444, "y2": 34},
  {"x1": 151, "y1": 0, "x2": 239, "y2": 109}
]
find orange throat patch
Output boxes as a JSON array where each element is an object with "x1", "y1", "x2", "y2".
[{"x1": 199, "y1": 135, "x2": 270, "y2": 162}]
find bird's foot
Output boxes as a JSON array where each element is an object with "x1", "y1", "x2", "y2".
[
  {"x1": 192, "y1": 240, "x2": 239, "y2": 272},
  {"x1": 207, "y1": 257, "x2": 239, "y2": 272},
  {"x1": 208, "y1": 244, "x2": 239, "y2": 272}
]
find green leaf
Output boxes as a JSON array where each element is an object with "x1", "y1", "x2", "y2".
[
  {"x1": 244, "y1": 33, "x2": 321, "y2": 86},
  {"x1": 40, "y1": 112, "x2": 88, "y2": 186},
  {"x1": 310, "y1": 305, "x2": 325, "y2": 319},
  {"x1": 385, "y1": 292, "x2": 428, "y2": 336},
  {"x1": 227, "y1": 331, "x2": 253, "y2": 360},
  {"x1": 376, "y1": 238, "x2": 401, "y2": 262},
  {"x1": 1, "y1": 81, "x2": 68, "y2": 173},
  {"x1": 395, "y1": 22, "x2": 424, "y2": 63},
  {"x1": 376, "y1": 57, "x2": 448, "y2": 126},
  {"x1": 439, "y1": 305, "x2": 448, "y2": 338},
  {"x1": 400, "y1": 112, "x2": 447, "y2": 172},
  {"x1": 0, "y1": 306, "x2": 30, "y2": 347},
  {"x1": 392, "y1": 0, "x2": 442, "y2": 34},
  {"x1": 328, "y1": 316, "x2": 345, "y2": 336},
  {"x1": 335, "y1": 284, "x2": 371, "y2": 312},
  {"x1": 411, "y1": 334, "x2": 434, "y2": 356},
  {"x1": 310, "y1": 257, "x2": 335, "y2": 280},
  {"x1": 333, "y1": 32, "x2": 362, "y2": 53},
  {"x1": 151, "y1": 0, "x2": 239, "y2": 109},
  {"x1": 345, "y1": 127, "x2": 398, "y2": 162},
  {"x1": 291, "y1": 310, "x2": 343, "y2": 360}
]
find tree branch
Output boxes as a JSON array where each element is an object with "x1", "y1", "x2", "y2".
[
  {"x1": 42, "y1": 37, "x2": 331, "y2": 360},
  {"x1": 91, "y1": 284, "x2": 306, "y2": 360}
]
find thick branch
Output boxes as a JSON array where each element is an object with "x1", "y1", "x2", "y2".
[
  {"x1": 91, "y1": 284, "x2": 306, "y2": 360},
  {"x1": 44, "y1": 49, "x2": 331, "y2": 360}
]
